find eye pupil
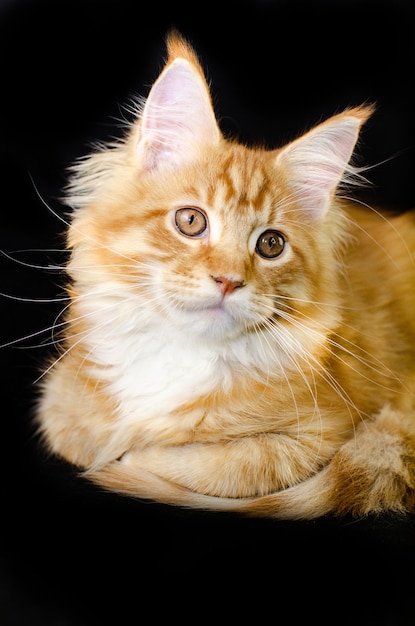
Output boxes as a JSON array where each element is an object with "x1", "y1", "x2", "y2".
[
  {"x1": 175, "y1": 207, "x2": 207, "y2": 237},
  {"x1": 255, "y1": 230, "x2": 285, "y2": 259}
]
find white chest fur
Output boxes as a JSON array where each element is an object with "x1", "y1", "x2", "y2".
[{"x1": 82, "y1": 294, "x2": 234, "y2": 423}]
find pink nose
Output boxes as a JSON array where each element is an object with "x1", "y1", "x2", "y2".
[{"x1": 213, "y1": 275, "x2": 244, "y2": 297}]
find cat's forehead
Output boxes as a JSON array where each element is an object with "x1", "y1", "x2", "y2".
[{"x1": 185, "y1": 145, "x2": 279, "y2": 220}]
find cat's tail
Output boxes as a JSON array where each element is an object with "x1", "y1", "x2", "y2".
[{"x1": 85, "y1": 461, "x2": 336, "y2": 520}]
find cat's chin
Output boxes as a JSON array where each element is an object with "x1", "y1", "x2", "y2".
[{"x1": 170, "y1": 304, "x2": 248, "y2": 342}]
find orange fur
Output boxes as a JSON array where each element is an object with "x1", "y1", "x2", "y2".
[{"x1": 36, "y1": 31, "x2": 415, "y2": 519}]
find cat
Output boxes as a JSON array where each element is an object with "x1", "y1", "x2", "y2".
[{"x1": 36, "y1": 29, "x2": 415, "y2": 520}]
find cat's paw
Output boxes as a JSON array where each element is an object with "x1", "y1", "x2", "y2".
[{"x1": 329, "y1": 406, "x2": 415, "y2": 516}]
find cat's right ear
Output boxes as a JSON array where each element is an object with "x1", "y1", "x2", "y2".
[{"x1": 133, "y1": 36, "x2": 221, "y2": 172}]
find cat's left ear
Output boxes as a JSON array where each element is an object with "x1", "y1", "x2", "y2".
[
  {"x1": 275, "y1": 106, "x2": 374, "y2": 219},
  {"x1": 133, "y1": 33, "x2": 221, "y2": 171}
]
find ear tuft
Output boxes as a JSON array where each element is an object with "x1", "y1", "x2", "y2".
[
  {"x1": 134, "y1": 32, "x2": 220, "y2": 171},
  {"x1": 276, "y1": 105, "x2": 374, "y2": 219}
]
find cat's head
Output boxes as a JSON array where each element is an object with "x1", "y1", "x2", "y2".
[{"x1": 66, "y1": 31, "x2": 373, "y2": 347}]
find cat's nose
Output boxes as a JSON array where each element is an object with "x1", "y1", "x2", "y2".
[{"x1": 212, "y1": 275, "x2": 244, "y2": 297}]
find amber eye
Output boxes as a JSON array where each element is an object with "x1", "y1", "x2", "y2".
[
  {"x1": 175, "y1": 207, "x2": 208, "y2": 237},
  {"x1": 255, "y1": 230, "x2": 286, "y2": 259}
]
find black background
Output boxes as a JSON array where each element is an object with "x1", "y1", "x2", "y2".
[{"x1": 1, "y1": 0, "x2": 414, "y2": 624}]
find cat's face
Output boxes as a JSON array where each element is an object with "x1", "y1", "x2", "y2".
[{"x1": 68, "y1": 141, "x2": 344, "y2": 347}]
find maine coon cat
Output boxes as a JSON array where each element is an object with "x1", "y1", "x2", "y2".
[{"x1": 36, "y1": 30, "x2": 415, "y2": 519}]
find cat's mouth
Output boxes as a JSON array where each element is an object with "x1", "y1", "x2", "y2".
[
  {"x1": 168, "y1": 297, "x2": 249, "y2": 339},
  {"x1": 191, "y1": 300, "x2": 233, "y2": 320},
  {"x1": 203, "y1": 302, "x2": 228, "y2": 314}
]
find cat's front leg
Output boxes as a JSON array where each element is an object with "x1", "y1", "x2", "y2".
[
  {"x1": 119, "y1": 433, "x2": 329, "y2": 499},
  {"x1": 326, "y1": 405, "x2": 415, "y2": 516}
]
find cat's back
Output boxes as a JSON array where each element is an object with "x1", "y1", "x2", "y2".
[
  {"x1": 343, "y1": 201, "x2": 415, "y2": 345},
  {"x1": 345, "y1": 202, "x2": 415, "y2": 279}
]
